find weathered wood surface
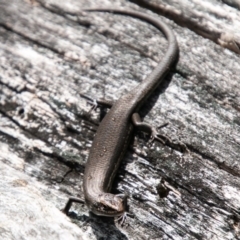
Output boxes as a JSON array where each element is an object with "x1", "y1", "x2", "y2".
[
  {"x1": 130, "y1": 0, "x2": 240, "y2": 54},
  {"x1": 0, "y1": 0, "x2": 240, "y2": 239}
]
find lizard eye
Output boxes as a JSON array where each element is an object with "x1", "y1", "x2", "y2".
[
  {"x1": 98, "y1": 193, "x2": 126, "y2": 213},
  {"x1": 98, "y1": 203, "x2": 115, "y2": 212}
]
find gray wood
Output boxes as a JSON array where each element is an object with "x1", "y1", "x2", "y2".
[
  {"x1": 0, "y1": 0, "x2": 239, "y2": 239},
  {"x1": 129, "y1": 0, "x2": 240, "y2": 54}
]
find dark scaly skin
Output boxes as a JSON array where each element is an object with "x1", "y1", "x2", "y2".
[{"x1": 64, "y1": 8, "x2": 179, "y2": 218}]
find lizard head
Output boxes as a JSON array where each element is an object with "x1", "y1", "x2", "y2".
[{"x1": 90, "y1": 193, "x2": 127, "y2": 217}]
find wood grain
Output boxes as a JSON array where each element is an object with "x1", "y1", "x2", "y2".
[{"x1": 0, "y1": 0, "x2": 239, "y2": 239}]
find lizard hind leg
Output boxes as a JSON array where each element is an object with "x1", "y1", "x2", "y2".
[{"x1": 80, "y1": 93, "x2": 113, "y2": 111}]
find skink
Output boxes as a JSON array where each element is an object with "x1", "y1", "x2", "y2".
[{"x1": 63, "y1": 8, "x2": 178, "y2": 219}]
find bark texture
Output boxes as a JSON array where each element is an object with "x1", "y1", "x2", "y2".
[{"x1": 0, "y1": 0, "x2": 240, "y2": 239}]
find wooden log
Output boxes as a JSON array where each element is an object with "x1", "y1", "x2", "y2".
[
  {"x1": 129, "y1": 0, "x2": 240, "y2": 53},
  {"x1": 0, "y1": 0, "x2": 239, "y2": 239}
]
